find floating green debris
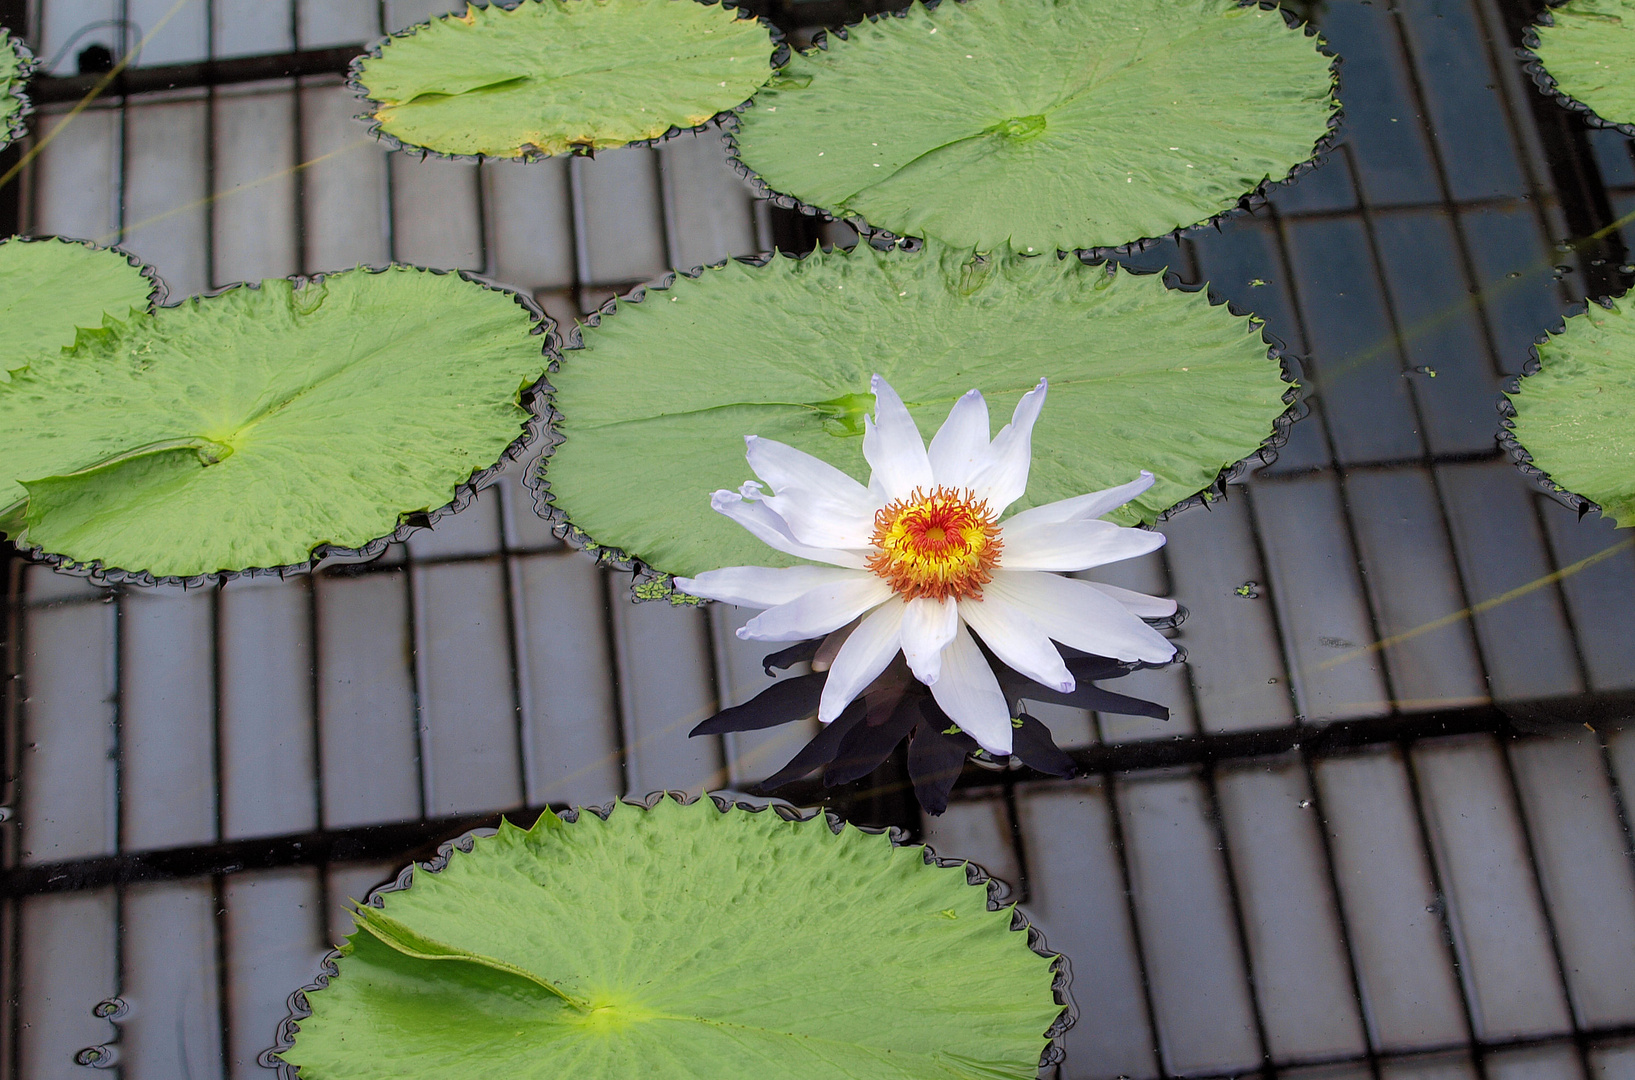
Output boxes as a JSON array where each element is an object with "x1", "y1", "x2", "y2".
[
  {"x1": 1507, "y1": 292, "x2": 1635, "y2": 527},
  {"x1": 732, "y1": 0, "x2": 1336, "y2": 251},
  {"x1": 277, "y1": 796, "x2": 1065, "y2": 1080},
  {"x1": 0, "y1": 263, "x2": 546, "y2": 580},
  {"x1": 1531, "y1": 0, "x2": 1635, "y2": 131},
  {"x1": 354, "y1": 0, "x2": 775, "y2": 158},
  {"x1": 543, "y1": 242, "x2": 1289, "y2": 582},
  {"x1": 0, "y1": 29, "x2": 34, "y2": 151},
  {"x1": 0, "y1": 237, "x2": 156, "y2": 383}
]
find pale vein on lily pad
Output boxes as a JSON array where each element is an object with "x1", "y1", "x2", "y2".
[
  {"x1": 544, "y1": 242, "x2": 1288, "y2": 582},
  {"x1": 1507, "y1": 292, "x2": 1635, "y2": 527},
  {"x1": 355, "y1": 0, "x2": 775, "y2": 158},
  {"x1": 0, "y1": 265, "x2": 545, "y2": 579},
  {"x1": 732, "y1": 0, "x2": 1337, "y2": 251},
  {"x1": 0, "y1": 237, "x2": 155, "y2": 383},
  {"x1": 280, "y1": 796, "x2": 1062, "y2": 1080},
  {"x1": 1533, "y1": 0, "x2": 1635, "y2": 130}
]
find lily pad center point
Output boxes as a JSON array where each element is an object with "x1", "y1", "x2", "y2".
[
  {"x1": 572, "y1": 996, "x2": 661, "y2": 1032},
  {"x1": 989, "y1": 114, "x2": 1047, "y2": 142}
]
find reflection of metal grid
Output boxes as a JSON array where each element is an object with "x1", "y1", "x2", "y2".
[{"x1": 1, "y1": 1, "x2": 1634, "y2": 1079}]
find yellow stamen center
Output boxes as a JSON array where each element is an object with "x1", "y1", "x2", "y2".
[{"x1": 867, "y1": 486, "x2": 1002, "y2": 602}]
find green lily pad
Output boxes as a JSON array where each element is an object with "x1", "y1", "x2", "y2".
[
  {"x1": 731, "y1": 0, "x2": 1337, "y2": 252},
  {"x1": 0, "y1": 264, "x2": 547, "y2": 581},
  {"x1": 353, "y1": 0, "x2": 775, "y2": 159},
  {"x1": 1532, "y1": 0, "x2": 1635, "y2": 131},
  {"x1": 277, "y1": 795, "x2": 1064, "y2": 1080},
  {"x1": 540, "y1": 242, "x2": 1290, "y2": 582},
  {"x1": 0, "y1": 236, "x2": 157, "y2": 383},
  {"x1": 1506, "y1": 293, "x2": 1635, "y2": 527},
  {"x1": 0, "y1": 29, "x2": 33, "y2": 151}
]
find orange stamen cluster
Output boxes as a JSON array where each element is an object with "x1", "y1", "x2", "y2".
[{"x1": 867, "y1": 486, "x2": 1002, "y2": 601}]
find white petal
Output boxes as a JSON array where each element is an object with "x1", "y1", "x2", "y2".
[
  {"x1": 673, "y1": 565, "x2": 867, "y2": 608},
  {"x1": 987, "y1": 570, "x2": 1176, "y2": 663},
  {"x1": 999, "y1": 518, "x2": 1166, "y2": 572},
  {"x1": 863, "y1": 374, "x2": 932, "y2": 501},
  {"x1": 1000, "y1": 471, "x2": 1157, "y2": 534},
  {"x1": 928, "y1": 624, "x2": 1014, "y2": 755},
  {"x1": 745, "y1": 436, "x2": 878, "y2": 549},
  {"x1": 900, "y1": 596, "x2": 958, "y2": 686},
  {"x1": 1086, "y1": 580, "x2": 1179, "y2": 619},
  {"x1": 967, "y1": 378, "x2": 1046, "y2": 512},
  {"x1": 926, "y1": 389, "x2": 990, "y2": 491},
  {"x1": 710, "y1": 489, "x2": 869, "y2": 569},
  {"x1": 818, "y1": 599, "x2": 906, "y2": 722},
  {"x1": 957, "y1": 595, "x2": 1074, "y2": 692},
  {"x1": 740, "y1": 576, "x2": 894, "y2": 642}
]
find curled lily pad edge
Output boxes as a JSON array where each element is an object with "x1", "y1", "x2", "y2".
[
  {"x1": 345, "y1": 0, "x2": 792, "y2": 165},
  {"x1": 5, "y1": 247, "x2": 559, "y2": 590},
  {"x1": 525, "y1": 242, "x2": 1309, "y2": 604},
  {"x1": 718, "y1": 0, "x2": 1344, "y2": 262},
  {"x1": 1520, "y1": 4, "x2": 1635, "y2": 139},
  {"x1": 0, "y1": 30, "x2": 36, "y2": 151},
  {"x1": 0, "y1": 231, "x2": 169, "y2": 321},
  {"x1": 258, "y1": 790, "x2": 1080, "y2": 1077},
  {"x1": 1497, "y1": 293, "x2": 1629, "y2": 526}
]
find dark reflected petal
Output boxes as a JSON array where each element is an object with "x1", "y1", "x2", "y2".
[
  {"x1": 919, "y1": 696, "x2": 982, "y2": 753},
  {"x1": 1020, "y1": 682, "x2": 1169, "y2": 719},
  {"x1": 690, "y1": 672, "x2": 826, "y2": 736},
  {"x1": 752, "y1": 698, "x2": 868, "y2": 792},
  {"x1": 1011, "y1": 712, "x2": 1075, "y2": 777},
  {"x1": 993, "y1": 650, "x2": 1135, "y2": 707},
  {"x1": 907, "y1": 720, "x2": 970, "y2": 816},
  {"x1": 1064, "y1": 653, "x2": 1140, "y2": 681},
  {"x1": 761, "y1": 638, "x2": 823, "y2": 676},
  {"x1": 823, "y1": 693, "x2": 919, "y2": 787}
]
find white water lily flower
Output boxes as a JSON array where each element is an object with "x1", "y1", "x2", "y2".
[{"x1": 673, "y1": 375, "x2": 1177, "y2": 756}]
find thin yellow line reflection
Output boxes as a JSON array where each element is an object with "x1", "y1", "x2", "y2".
[
  {"x1": 97, "y1": 139, "x2": 371, "y2": 247},
  {"x1": 1319, "y1": 534, "x2": 1634, "y2": 672},
  {"x1": 0, "y1": 0, "x2": 197, "y2": 194}
]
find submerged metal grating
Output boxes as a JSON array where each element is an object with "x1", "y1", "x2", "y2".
[{"x1": 1, "y1": 0, "x2": 1634, "y2": 1079}]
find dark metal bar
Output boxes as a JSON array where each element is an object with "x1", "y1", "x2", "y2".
[
  {"x1": 1199, "y1": 760, "x2": 1277, "y2": 1080},
  {"x1": 1399, "y1": 742, "x2": 1491, "y2": 1080},
  {"x1": 2, "y1": 557, "x2": 23, "y2": 1080},
  {"x1": 289, "y1": 1, "x2": 311, "y2": 279},
  {"x1": 598, "y1": 569, "x2": 632, "y2": 794},
  {"x1": 997, "y1": 779, "x2": 1031, "y2": 906},
  {"x1": 1102, "y1": 772, "x2": 1171, "y2": 1080},
  {"x1": 1497, "y1": 737, "x2": 1592, "y2": 1044},
  {"x1": 1242, "y1": 475, "x2": 1388, "y2": 1079},
  {"x1": 8, "y1": 697, "x2": 1603, "y2": 900},
  {"x1": 0, "y1": 805, "x2": 538, "y2": 898},
  {"x1": 402, "y1": 565, "x2": 429, "y2": 821},
  {"x1": 780, "y1": 697, "x2": 1634, "y2": 809},
  {"x1": 29, "y1": 44, "x2": 362, "y2": 104}
]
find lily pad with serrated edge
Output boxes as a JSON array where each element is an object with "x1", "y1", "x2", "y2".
[
  {"x1": 730, "y1": 0, "x2": 1338, "y2": 253},
  {"x1": 0, "y1": 236, "x2": 159, "y2": 383},
  {"x1": 1504, "y1": 292, "x2": 1635, "y2": 527},
  {"x1": 1528, "y1": 0, "x2": 1635, "y2": 134},
  {"x1": 0, "y1": 29, "x2": 34, "y2": 152},
  {"x1": 271, "y1": 794, "x2": 1068, "y2": 1080},
  {"x1": 0, "y1": 263, "x2": 549, "y2": 583},
  {"x1": 351, "y1": 0, "x2": 777, "y2": 159},
  {"x1": 534, "y1": 241, "x2": 1292, "y2": 589}
]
